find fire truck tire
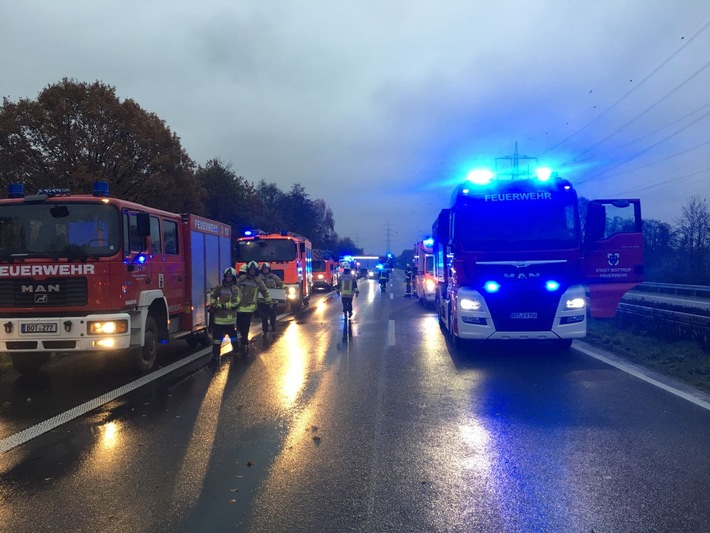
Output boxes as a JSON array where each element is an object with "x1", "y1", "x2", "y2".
[
  {"x1": 198, "y1": 328, "x2": 213, "y2": 347},
  {"x1": 10, "y1": 353, "x2": 51, "y2": 375},
  {"x1": 290, "y1": 300, "x2": 303, "y2": 312},
  {"x1": 134, "y1": 316, "x2": 158, "y2": 373},
  {"x1": 551, "y1": 339, "x2": 573, "y2": 351}
]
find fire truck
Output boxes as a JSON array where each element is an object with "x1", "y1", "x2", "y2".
[
  {"x1": 0, "y1": 182, "x2": 232, "y2": 375},
  {"x1": 413, "y1": 238, "x2": 436, "y2": 307},
  {"x1": 312, "y1": 250, "x2": 339, "y2": 290},
  {"x1": 433, "y1": 168, "x2": 643, "y2": 349},
  {"x1": 235, "y1": 230, "x2": 313, "y2": 310}
]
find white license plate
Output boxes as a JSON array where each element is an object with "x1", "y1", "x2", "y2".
[
  {"x1": 510, "y1": 312, "x2": 538, "y2": 319},
  {"x1": 20, "y1": 322, "x2": 58, "y2": 334}
]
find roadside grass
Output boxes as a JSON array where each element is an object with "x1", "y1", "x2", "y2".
[{"x1": 585, "y1": 318, "x2": 710, "y2": 393}]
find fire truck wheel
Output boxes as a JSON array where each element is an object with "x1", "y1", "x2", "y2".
[
  {"x1": 135, "y1": 316, "x2": 158, "y2": 373},
  {"x1": 290, "y1": 300, "x2": 303, "y2": 312},
  {"x1": 10, "y1": 353, "x2": 51, "y2": 375}
]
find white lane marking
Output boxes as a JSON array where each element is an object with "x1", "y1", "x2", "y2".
[
  {"x1": 0, "y1": 291, "x2": 338, "y2": 453},
  {"x1": 389, "y1": 292, "x2": 394, "y2": 300},
  {"x1": 574, "y1": 341, "x2": 710, "y2": 412},
  {"x1": 387, "y1": 320, "x2": 395, "y2": 346},
  {"x1": 0, "y1": 348, "x2": 210, "y2": 454}
]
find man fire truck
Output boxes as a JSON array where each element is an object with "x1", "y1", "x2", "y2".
[
  {"x1": 433, "y1": 167, "x2": 643, "y2": 349},
  {"x1": 413, "y1": 238, "x2": 436, "y2": 307},
  {"x1": 235, "y1": 230, "x2": 313, "y2": 311},
  {"x1": 0, "y1": 181, "x2": 232, "y2": 374}
]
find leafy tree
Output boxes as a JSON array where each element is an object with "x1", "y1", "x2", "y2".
[
  {"x1": 0, "y1": 78, "x2": 203, "y2": 213},
  {"x1": 333, "y1": 237, "x2": 363, "y2": 258},
  {"x1": 674, "y1": 196, "x2": 710, "y2": 284},
  {"x1": 196, "y1": 159, "x2": 260, "y2": 231},
  {"x1": 642, "y1": 219, "x2": 676, "y2": 282}
]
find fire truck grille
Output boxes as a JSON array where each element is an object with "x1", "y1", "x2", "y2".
[
  {"x1": 0, "y1": 277, "x2": 89, "y2": 307},
  {"x1": 486, "y1": 286, "x2": 558, "y2": 332}
]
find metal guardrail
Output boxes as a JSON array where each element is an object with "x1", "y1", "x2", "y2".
[{"x1": 631, "y1": 282, "x2": 710, "y2": 299}]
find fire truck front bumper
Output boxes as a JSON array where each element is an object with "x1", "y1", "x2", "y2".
[
  {"x1": 0, "y1": 313, "x2": 132, "y2": 353},
  {"x1": 455, "y1": 285, "x2": 587, "y2": 341}
]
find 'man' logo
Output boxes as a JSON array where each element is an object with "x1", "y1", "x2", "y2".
[
  {"x1": 21, "y1": 284, "x2": 60, "y2": 293},
  {"x1": 607, "y1": 253, "x2": 620, "y2": 266}
]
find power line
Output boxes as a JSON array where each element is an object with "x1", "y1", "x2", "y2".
[{"x1": 541, "y1": 15, "x2": 710, "y2": 157}]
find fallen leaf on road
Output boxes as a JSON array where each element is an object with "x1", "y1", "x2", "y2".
[
  {"x1": 229, "y1": 499, "x2": 237, "y2": 504},
  {"x1": 246, "y1": 460, "x2": 254, "y2": 467},
  {"x1": 231, "y1": 488, "x2": 239, "y2": 493}
]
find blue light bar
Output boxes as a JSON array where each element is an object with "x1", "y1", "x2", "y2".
[
  {"x1": 93, "y1": 180, "x2": 109, "y2": 197},
  {"x1": 243, "y1": 229, "x2": 254, "y2": 236},
  {"x1": 536, "y1": 168, "x2": 553, "y2": 182},
  {"x1": 423, "y1": 238, "x2": 434, "y2": 247},
  {"x1": 8, "y1": 183, "x2": 24, "y2": 198},
  {"x1": 466, "y1": 169, "x2": 494, "y2": 185},
  {"x1": 137, "y1": 254, "x2": 146, "y2": 264}
]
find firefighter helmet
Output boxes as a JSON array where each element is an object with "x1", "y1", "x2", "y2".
[
  {"x1": 247, "y1": 260, "x2": 259, "y2": 271},
  {"x1": 342, "y1": 262, "x2": 351, "y2": 270},
  {"x1": 261, "y1": 262, "x2": 271, "y2": 271},
  {"x1": 239, "y1": 264, "x2": 248, "y2": 273},
  {"x1": 223, "y1": 267, "x2": 236, "y2": 277}
]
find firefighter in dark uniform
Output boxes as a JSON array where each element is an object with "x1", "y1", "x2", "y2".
[
  {"x1": 404, "y1": 264, "x2": 413, "y2": 297},
  {"x1": 235, "y1": 261, "x2": 272, "y2": 354}
]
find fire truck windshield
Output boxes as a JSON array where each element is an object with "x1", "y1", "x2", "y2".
[
  {"x1": 0, "y1": 203, "x2": 120, "y2": 258},
  {"x1": 312, "y1": 260, "x2": 327, "y2": 272},
  {"x1": 456, "y1": 195, "x2": 579, "y2": 252},
  {"x1": 236, "y1": 238, "x2": 297, "y2": 262}
]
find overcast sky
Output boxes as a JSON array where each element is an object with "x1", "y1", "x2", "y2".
[{"x1": 2, "y1": 1, "x2": 709, "y2": 254}]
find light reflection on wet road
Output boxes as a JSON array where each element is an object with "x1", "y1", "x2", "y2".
[{"x1": 0, "y1": 273, "x2": 709, "y2": 532}]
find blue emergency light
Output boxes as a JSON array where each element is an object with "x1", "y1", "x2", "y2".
[
  {"x1": 93, "y1": 180, "x2": 109, "y2": 197},
  {"x1": 545, "y1": 280, "x2": 560, "y2": 292},
  {"x1": 8, "y1": 183, "x2": 25, "y2": 198},
  {"x1": 483, "y1": 281, "x2": 500, "y2": 293},
  {"x1": 466, "y1": 169, "x2": 494, "y2": 186}
]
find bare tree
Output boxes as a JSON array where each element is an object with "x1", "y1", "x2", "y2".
[{"x1": 674, "y1": 196, "x2": 710, "y2": 284}]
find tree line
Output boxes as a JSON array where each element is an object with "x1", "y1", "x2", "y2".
[{"x1": 0, "y1": 78, "x2": 363, "y2": 257}]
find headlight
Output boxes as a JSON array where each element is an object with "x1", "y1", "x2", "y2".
[
  {"x1": 317, "y1": 274, "x2": 324, "y2": 279},
  {"x1": 88, "y1": 320, "x2": 129, "y2": 335},
  {"x1": 460, "y1": 298, "x2": 482, "y2": 311},
  {"x1": 287, "y1": 286, "x2": 299, "y2": 299},
  {"x1": 425, "y1": 279, "x2": 436, "y2": 292},
  {"x1": 565, "y1": 297, "x2": 586, "y2": 310}
]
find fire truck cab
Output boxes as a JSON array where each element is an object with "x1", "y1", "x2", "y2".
[
  {"x1": 434, "y1": 168, "x2": 643, "y2": 349},
  {"x1": 235, "y1": 230, "x2": 313, "y2": 311},
  {"x1": 0, "y1": 182, "x2": 232, "y2": 374}
]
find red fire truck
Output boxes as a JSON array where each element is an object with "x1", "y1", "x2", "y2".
[
  {"x1": 433, "y1": 168, "x2": 643, "y2": 349},
  {"x1": 235, "y1": 230, "x2": 313, "y2": 310},
  {"x1": 0, "y1": 182, "x2": 232, "y2": 374},
  {"x1": 413, "y1": 238, "x2": 436, "y2": 307},
  {"x1": 312, "y1": 250, "x2": 339, "y2": 290}
]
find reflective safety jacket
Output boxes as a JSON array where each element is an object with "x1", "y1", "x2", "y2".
[
  {"x1": 260, "y1": 272, "x2": 285, "y2": 289},
  {"x1": 210, "y1": 282, "x2": 241, "y2": 325},
  {"x1": 236, "y1": 274, "x2": 272, "y2": 313},
  {"x1": 338, "y1": 272, "x2": 359, "y2": 297}
]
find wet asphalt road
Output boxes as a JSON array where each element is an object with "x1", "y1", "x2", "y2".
[{"x1": 1, "y1": 272, "x2": 710, "y2": 532}]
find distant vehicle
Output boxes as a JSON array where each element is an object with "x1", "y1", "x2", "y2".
[
  {"x1": 236, "y1": 230, "x2": 313, "y2": 311},
  {"x1": 413, "y1": 238, "x2": 436, "y2": 306},
  {"x1": 312, "y1": 258, "x2": 337, "y2": 290}
]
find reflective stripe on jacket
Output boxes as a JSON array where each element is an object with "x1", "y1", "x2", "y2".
[
  {"x1": 236, "y1": 275, "x2": 272, "y2": 312},
  {"x1": 339, "y1": 273, "x2": 358, "y2": 296},
  {"x1": 210, "y1": 283, "x2": 240, "y2": 325}
]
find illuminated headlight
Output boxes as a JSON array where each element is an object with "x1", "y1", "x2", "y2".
[
  {"x1": 460, "y1": 298, "x2": 482, "y2": 311},
  {"x1": 88, "y1": 320, "x2": 128, "y2": 335},
  {"x1": 287, "y1": 286, "x2": 299, "y2": 299},
  {"x1": 564, "y1": 297, "x2": 586, "y2": 310},
  {"x1": 94, "y1": 338, "x2": 116, "y2": 348},
  {"x1": 317, "y1": 274, "x2": 324, "y2": 280},
  {"x1": 425, "y1": 279, "x2": 436, "y2": 292}
]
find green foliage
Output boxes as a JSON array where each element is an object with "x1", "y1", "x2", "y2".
[{"x1": 0, "y1": 78, "x2": 204, "y2": 214}]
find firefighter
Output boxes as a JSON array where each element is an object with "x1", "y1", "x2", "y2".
[
  {"x1": 404, "y1": 264, "x2": 413, "y2": 297},
  {"x1": 235, "y1": 260, "x2": 272, "y2": 354},
  {"x1": 258, "y1": 262, "x2": 284, "y2": 336},
  {"x1": 209, "y1": 267, "x2": 241, "y2": 363},
  {"x1": 336, "y1": 262, "x2": 359, "y2": 318}
]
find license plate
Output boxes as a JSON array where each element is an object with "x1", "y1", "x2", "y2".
[
  {"x1": 510, "y1": 312, "x2": 537, "y2": 319},
  {"x1": 20, "y1": 322, "x2": 58, "y2": 334}
]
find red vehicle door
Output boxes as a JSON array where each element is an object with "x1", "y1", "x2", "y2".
[{"x1": 582, "y1": 199, "x2": 644, "y2": 318}]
